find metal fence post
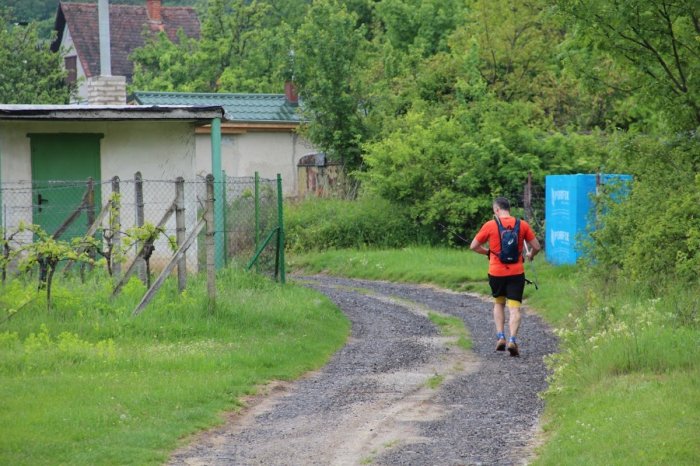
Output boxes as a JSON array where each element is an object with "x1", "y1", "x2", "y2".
[
  {"x1": 175, "y1": 177, "x2": 186, "y2": 292},
  {"x1": 111, "y1": 176, "x2": 121, "y2": 280},
  {"x1": 205, "y1": 174, "x2": 216, "y2": 305},
  {"x1": 221, "y1": 170, "x2": 228, "y2": 266},
  {"x1": 276, "y1": 174, "x2": 285, "y2": 284},
  {"x1": 254, "y1": 171, "x2": 260, "y2": 256},
  {"x1": 134, "y1": 171, "x2": 146, "y2": 283}
]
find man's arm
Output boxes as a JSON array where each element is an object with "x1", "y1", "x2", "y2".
[
  {"x1": 524, "y1": 237, "x2": 541, "y2": 261},
  {"x1": 470, "y1": 238, "x2": 490, "y2": 257}
]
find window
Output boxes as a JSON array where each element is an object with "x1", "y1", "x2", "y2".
[{"x1": 64, "y1": 56, "x2": 77, "y2": 84}]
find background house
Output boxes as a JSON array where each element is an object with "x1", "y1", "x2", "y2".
[
  {"x1": 0, "y1": 104, "x2": 223, "y2": 267},
  {"x1": 51, "y1": 0, "x2": 199, "y2": 103},
  {"x1": 132, "y1": 88, "x2": 318, "y2": 197}
]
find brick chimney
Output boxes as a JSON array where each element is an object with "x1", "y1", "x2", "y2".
[
  {"x1": 284, "y1": 81, "x2": 299, "y2": 106},
  {"x1": 147, "y1": 0, "x2": 162, "y2": 22}
]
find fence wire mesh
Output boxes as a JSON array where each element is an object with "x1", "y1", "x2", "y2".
[{"x1": 1, "y1": 174, "x2": 282, "y2": 281}]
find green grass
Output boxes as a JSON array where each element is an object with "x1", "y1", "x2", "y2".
[
  {"x1": 427, "y1": 311, "x2": 472, "y2": 350},
  {"x1": 290, "y1": 246, "x2": 700, "y2": 465},
  {"x1": 290, "y1": 246, "x2": 490, "y2": 292},
  {"x1": 0, "y1": 268, "x2": 350, "y2": 465},
  {"x1": 426, "y1": 374, "x2": 445, "y2": 389},
  {"x1": 290, "y1": 247, "x2": 575, "y2": 322},
  {"x1": 535, "y1": 369, "x2": 700, "y2": 465}
]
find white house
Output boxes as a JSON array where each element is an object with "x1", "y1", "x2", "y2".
[
  {"x1": 0, "y1": 104, "x2": 223, "y2": 269},
  {"x1": 51, "y1": 0, "x2": 200, "y2": 103},
  {"x1": 132, "y1": 88, "x2": 317, "y2": 197}
]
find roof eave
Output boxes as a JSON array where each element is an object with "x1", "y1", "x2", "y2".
[{"x1": 0, "y1": 105, "x2": 224, "y2": 122}]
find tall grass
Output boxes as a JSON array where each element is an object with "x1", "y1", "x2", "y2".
[
  {"x1": 0, "y1": 268, "x2": 350, "y2": 465},
  {"x1": 285, "y1": 197, "x2": 438, "y2": 252}
]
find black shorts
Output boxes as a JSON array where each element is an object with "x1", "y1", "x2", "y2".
[{"x1": 488, "y1": 274, "x2": 526, "y2": 302}]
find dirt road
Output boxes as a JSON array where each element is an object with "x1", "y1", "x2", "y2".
[{"x1": 168, "y1": 275, "x2": 557, "y2": 465}]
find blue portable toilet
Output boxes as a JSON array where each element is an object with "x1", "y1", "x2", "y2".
[{"x1": 545, "y1": 174, "x2": 632, "y2": 265}]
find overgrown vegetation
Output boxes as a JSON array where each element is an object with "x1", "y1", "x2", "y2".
[
  {"x1": 0, "y1": 268, "x2": 349, "y2": 465},
  {"x1": 285, "y1": 196, "x2": 438, "y2": 252}
]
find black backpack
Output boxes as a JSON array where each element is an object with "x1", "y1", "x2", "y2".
[{"x1": 495, "y1": 217, "x2": 521, "y2": 264}]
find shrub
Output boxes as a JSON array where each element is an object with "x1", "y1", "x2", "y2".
[
  {"x1": 285, "y1": 196, "x2": 436, "y2": 252},
  {"x1": 587, "y1": 132, "x2": 700, "y2": 293}
]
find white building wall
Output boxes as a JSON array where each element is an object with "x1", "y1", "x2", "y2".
[
  {"x1": 195, "y1": 130, "x2": 315, "y2": 197},
  {"x1": 0, "y1": 120, "x2": 200, "y2": 269}
]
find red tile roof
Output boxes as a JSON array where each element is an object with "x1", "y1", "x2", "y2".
[{"x1": 51, "y1": 2, "x2": 200, "y2": 80}]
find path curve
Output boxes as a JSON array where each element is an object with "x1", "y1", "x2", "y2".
[{"x1": 168, "y1": 275, "x2": 557, "y2": 465}]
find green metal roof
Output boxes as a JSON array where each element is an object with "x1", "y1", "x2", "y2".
[{"x1": 132, "y1": 91, "x2": 303, "y2": 123}]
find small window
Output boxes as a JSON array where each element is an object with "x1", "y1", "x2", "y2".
[{"x1": 64, "y1": 56, "x2": 77, "y2": 84}]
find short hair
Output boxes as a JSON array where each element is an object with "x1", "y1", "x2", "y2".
[{"x1": 493, "y1": 197, "x2": 510, "y2": 210}]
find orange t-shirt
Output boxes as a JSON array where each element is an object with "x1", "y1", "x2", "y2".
[{"x1": 474, "y1": 216, "x2": 535, "y2": 277}]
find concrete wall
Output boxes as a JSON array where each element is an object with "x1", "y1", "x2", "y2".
[
  {"x1": 195, "y1": 130, "x2": 315, "y2": 197},
  {"x1": 0, "y1": 120, "x2": 200, "y2": 269}
]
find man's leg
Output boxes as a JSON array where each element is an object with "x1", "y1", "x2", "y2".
[
  {"x1": 506, "y1": 299, "x2": 521, "y2": 338},
  {"x1": 505, "y1": 300, "x2": 522, "y2": 356},
  {"x1": 494, "y1": 297, "x2": 506, "y2": 351}
]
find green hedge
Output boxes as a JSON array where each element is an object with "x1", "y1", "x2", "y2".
[{"x1": 285, "y1": 197, "x2": 436, "y2": 252}]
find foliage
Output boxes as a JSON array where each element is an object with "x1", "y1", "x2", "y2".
[
  {"x1": 555, "y1": 0, "x2": 700, "y2": 131},
  {"x1": 587, "y1": 132, "x2": 700, "y2": 292},
  {"x1": 0, "y1": 11, "x2": 72, "y2": 104},
  {"x1": 9, "y1": 223, "x2": 95, "y2": 311},
  {"x1": 361, "y1": 97, "x2": 602, "y2": 239},
  {"x1": 285, "y1": 196, "x2": 435, "y2": 252},
  {"x1": 131, "y1": 0, "x2": 297, "y2": 93},
  {"x1": 292, "y1": 0, "x2": 369, "y2": 170}
]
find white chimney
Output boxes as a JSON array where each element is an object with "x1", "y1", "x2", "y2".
[
  {"x1": 87, "y1": 0, "x2": 126, "y2": 105},
  {"x1": 98, "y1": 0, "x2": 111, "y2": 76}
]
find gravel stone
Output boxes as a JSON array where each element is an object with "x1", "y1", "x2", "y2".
[{"x1": 168, "y1": 275, "x2": 557, "y2": 466}]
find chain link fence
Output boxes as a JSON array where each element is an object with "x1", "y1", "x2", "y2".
[{"x1": 1, "y1": 173, "x2": 283, "y2": 282}]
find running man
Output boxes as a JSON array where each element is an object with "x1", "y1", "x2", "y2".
[{"x1": 469, "y1": 197, "x2": 541, "y2": 356}]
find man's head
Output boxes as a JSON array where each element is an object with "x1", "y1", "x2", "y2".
[{"x1": 493, "y1": 197, "x2": 510, "y2": 213}]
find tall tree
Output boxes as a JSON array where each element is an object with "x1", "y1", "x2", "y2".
[
  {"x1": 0, "y1": 12, "x2": 71, "y2": 104},
  {"x1": 292, "y1": 0, "x2": 369, "y2": 170},
  {"x1": 131, "y1": 0, "x2": 295, "y2": 93},
  {"x1": 556, "y1": 0, "x2": 700, "y2": 130}
]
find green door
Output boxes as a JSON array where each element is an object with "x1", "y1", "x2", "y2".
[{"x1": 30, "y1": 133, "x2": 102, "y2": 239}]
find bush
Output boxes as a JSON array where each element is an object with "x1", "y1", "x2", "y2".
[
  {"x1": 285, "y1": 196, "x2": 436, "y2": 252},
  {"x1": 587, "y1": 132, "x2": 700, "y2": 293}
]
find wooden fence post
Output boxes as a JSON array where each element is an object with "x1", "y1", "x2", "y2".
[
  {"x1": 86, "y1": 177, "x2": 95, "y2": 232},
  {"x1": 111, "y1": 176, "x2": 121, "y2": 280},
  {"x1": 205, "y1": 174, "x2": 216, "y2": 306},
  {"x1": 134, "y1": 171, "x2": 146, "y2": 283},
  {"x1": 175, "y1": 177, "x2": 186, "y2": 292},
  {"x1": 524, "y1": 171, "x2": 532, "y2": 222}
]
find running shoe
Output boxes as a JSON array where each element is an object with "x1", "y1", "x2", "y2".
[
  {"x1": 495, "y1": 338, "x2": 506, "y2": 351},
  {"x1": 507, "y1": 340, "x2": 519, "y2": 357}
]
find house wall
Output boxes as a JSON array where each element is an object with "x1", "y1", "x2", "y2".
[
  {"x1": 60, "y1": 24, "x2": 89, "y2": 103},
  {"x1": 195, "y1": 130, "x2": 315, "y2": 197},
  {"x1": 0, "y1": 120, "x2": 200, "y2": 269}
]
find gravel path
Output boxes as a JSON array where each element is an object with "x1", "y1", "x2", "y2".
[{"x1": 168, "y1": 275, "x2": 557, "y2": 466}]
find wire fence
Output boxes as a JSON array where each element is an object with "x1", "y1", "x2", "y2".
[{"x1": 0, "y1": 173, "x2": 283, "y2": 283}]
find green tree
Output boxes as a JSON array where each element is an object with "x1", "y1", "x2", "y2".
[
  {"x1": 131, "y1": 0, "x2": 294, "y2": 93},
  {"x1": 0, "y1": 13, "x2": 72, "y2": 104},
  {"x1": 556, "y1": 0, "x2": 700, "y2": 131},
  {"x1": 292, "y1": 0, "x2": 369, "y2": 170}
]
